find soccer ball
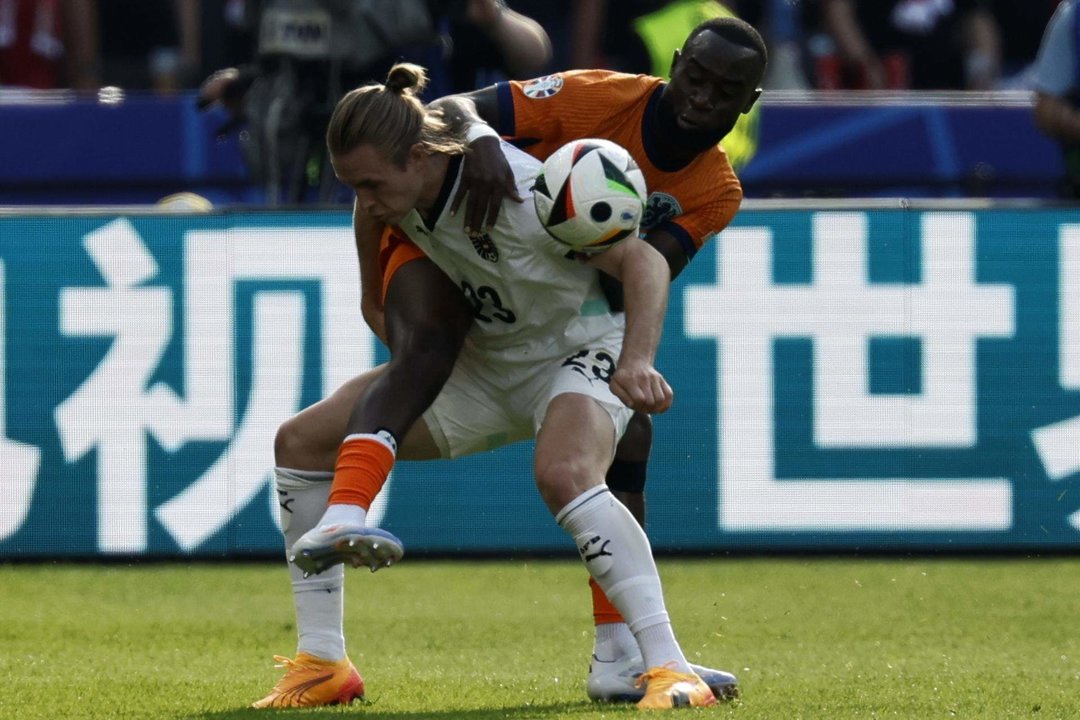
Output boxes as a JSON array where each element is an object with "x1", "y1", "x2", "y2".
[{"x1": 533, "y1": 138, "x2": 647, "y2": 254}]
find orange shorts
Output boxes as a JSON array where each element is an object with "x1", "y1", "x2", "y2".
[{"x1": 379, "y1": 226, "x2": 427, "y2": 303}]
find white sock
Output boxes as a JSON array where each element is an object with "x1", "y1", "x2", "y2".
[
  {"x1": 292, "y1": 574, "x2": 347, "y2": 662},
  {"x1": 634, "y1": 623, "x2": 689, "y2": 674},
  {"x1": 594, "y1": 622, "x2": 638, "y2": 663},
  {"x1": 319, "y1": 503, "x2": 368, "y2": 528},
  {"x1": 556, "y1": 486, "x2": 690, "y2": 673},
  {"x1": 275, "y1": 467, "x2": 346, "y2": 661}
]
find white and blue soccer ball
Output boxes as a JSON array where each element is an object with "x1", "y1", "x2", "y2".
[{"x1": 533, "y1": 138, "x2": 647, "y2": 254}]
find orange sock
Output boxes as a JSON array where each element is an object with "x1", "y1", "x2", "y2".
[
  {"x1": 328, "y1": 434, "x2": 396, "y2": 510},
  {"x1": 589, "y1": 577, "x2": 625, "y2": 625}
]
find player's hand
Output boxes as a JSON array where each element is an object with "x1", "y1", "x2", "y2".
[
  {"x1": 610, "y1": 362, "x2": 673, "y2": 415},
  {"x1": 451, "y1": 135, "x2": 522, "y2": 236}
]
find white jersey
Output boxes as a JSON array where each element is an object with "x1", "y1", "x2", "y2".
[{"x1": 398, "y1": 142, "x2": 624, "y2": 364}]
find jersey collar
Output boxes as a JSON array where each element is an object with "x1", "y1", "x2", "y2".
[
  {"x1": 642, "y1": 83, "x2": 702, "y2": 174},
  {"x1": 420, "y1": 153, "x2": 464, "y2": 231}
]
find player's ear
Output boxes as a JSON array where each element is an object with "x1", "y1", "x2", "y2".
[
  {"x1": 407, "y1": 142, "x2": 426, "y2": 165},
  {"x1": 669, "y1": 49, "x2": 681, "y2": 75},
  {"x1": 743, "y1": 87, "x2": 762, "y2": 114}
]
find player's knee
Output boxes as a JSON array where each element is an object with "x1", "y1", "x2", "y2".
[
  {"x1": 274, "y1": 415, "x2": 333, "y2": 470},
  {"x1": 535, "y1": 457, "x2": 593, "y2": 508},
  {"x1": 273, "y1": 416, "x2": 304, "y2": 468},
  {"x1": 614, "y1": 412, "x2": 652, "y2": 464}
]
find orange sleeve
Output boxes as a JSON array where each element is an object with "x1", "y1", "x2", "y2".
[
  {"x1": 495, "y1": 70, "x2": 657, "y2": 160},
  {"x1": 668, "y1": 191, "x2": 742, "y2": 254},
  {"x1": 379, "y1": 226, "x2": 427, "y2": 303},
  {"x1": 682, "y1": 158, "x2": 742, "y2": 250}
]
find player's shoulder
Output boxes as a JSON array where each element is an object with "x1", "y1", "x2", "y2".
[
  {"x1": 561, "y1": 69, "x2": 657, "y2": 86},
  {"x1": 565, "y1": 69, "x2": 660, "y2": 96},
  {"x1": 518, "y1": 69, "x2": 660, "y2": 100}
]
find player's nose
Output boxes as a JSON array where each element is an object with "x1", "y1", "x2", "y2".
[{"x1": 354, "y1": 189, "x2": 377, "y2": 214}]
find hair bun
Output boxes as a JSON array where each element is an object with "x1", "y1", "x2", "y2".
[{"x1": 385, "y1": 63, "x2": 429, "y2": 95}]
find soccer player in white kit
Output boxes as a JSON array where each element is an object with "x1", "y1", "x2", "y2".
[{"x1": 273, "y1": 62, "x2": 717, "y2": 711}]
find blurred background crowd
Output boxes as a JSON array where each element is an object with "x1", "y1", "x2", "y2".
[
  {"x1": 0, "y1": 0, "x2": 1073, "y2": 205},
  {"x1": 0, "y1": 0, "x2": 1061, "y2": 95}
]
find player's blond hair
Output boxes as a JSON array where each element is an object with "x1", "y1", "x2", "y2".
[{"x1": 326, "y1": 63, "x2": 466, "y2": 166}]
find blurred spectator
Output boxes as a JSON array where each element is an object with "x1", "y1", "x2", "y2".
[
  {"x1": 510, "y1": 0, "x2": 572, "y2": 72},
  {"x1": 199, "y1": 0, "x2": 257, "y2": 80},
  {"x1": 714, "y1": 0, "x2": 811, "y2": 89},
  {"x1": 756, "y1": 0, "x2": 811, "y2": 89},
  {"x1": 1032, "y1": 0, "x2": 1080, "y2": 197},
  {"x1": 199, "y1": 0, "x2": 552, "y2": 204},
  {"x1": 813, "y1": 0, "x2": 1002, "y2": 90},
  {"x1": 985, "y1": 0, "x2": 1059, "y2": 89},
  {"x1": 200, "y1": 0, "x2": 437, "y2": 204},
  {"x1": 567, "y1": 0, "x2": 762, "y2": 170},
  {"x1": 568, "y1": 0, "x2": 658, "y2": 71},
  {"x1": 426, "y1": 0, "x2": 553, "y2": 95},
  {"x1": 0, "y1": 0, "x2": 73, "y2": 89},
  {"x1": 66, "y1": 0, "x2": 201, "y2": 93}
]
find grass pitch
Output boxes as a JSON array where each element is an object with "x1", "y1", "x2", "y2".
[{"x1": 2, "y1": 557, "x2": 1078, "y2": 719}]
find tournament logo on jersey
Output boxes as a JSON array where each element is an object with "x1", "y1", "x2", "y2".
[
  {"x1": 642, "y1": 192, "x2": 682, "y2": 231},
  {"x1": 470, "y1": 233, "x2": 499, "y2": 262},
  {"x1": 522, "y1": 75, "x2": 564, "y2": 99}
]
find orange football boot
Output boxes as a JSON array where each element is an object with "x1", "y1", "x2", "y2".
[
  {"x1": 635, "y1": 666, "x2": 717, "y2": 710},
  {"x1": 252, "y1": 653, "x2": 364, "y2": 708}
]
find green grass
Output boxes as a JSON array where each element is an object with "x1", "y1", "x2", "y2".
[{"x1": 2, "y1": 558, "x2": 1078, "y2": 719}]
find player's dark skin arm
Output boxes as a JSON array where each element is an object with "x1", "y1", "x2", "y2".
[
  {"x1": 348, "y1": 92, "x2": 517, "y2": 440},
  {"x1": 348, "y1": 257, "x2": 474, "y2": 440},
  {"x1": 432, "y1": 90, "x2": 520, "y2": 235}
]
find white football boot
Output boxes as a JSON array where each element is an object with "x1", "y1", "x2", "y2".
[{"x1": 290, "y1": 524, "x2": 403, "y2": 577}]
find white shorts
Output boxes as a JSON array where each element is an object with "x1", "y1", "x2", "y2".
[{"x1": 421, "y1": 326, "x2": 633, "y2": 459}]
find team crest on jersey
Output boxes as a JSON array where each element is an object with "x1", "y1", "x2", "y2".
[
  {"x1": 471, "y1": 233, "x2": 499, "y2": 262},
  {"x1": 642, "y1": 192, "x2": 682, "y2": 231},
  {"x1": 522, "y1": 75, "x2": 564, "y2": 99}
]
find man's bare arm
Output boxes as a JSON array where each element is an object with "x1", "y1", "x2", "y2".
[
  {"x1": 429, "y1": 88, "x2": 521, "y2": 233},
  {"x1": 353, "y1": 201, "x2": 388, "y2": 344},
  {"x1": 588, "y1": 238, "x2": 673, "y2": 414}
]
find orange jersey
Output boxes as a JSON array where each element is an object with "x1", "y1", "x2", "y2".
[{"x1": 494, "y1": 69, "x2": 743, "y2": 259}]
